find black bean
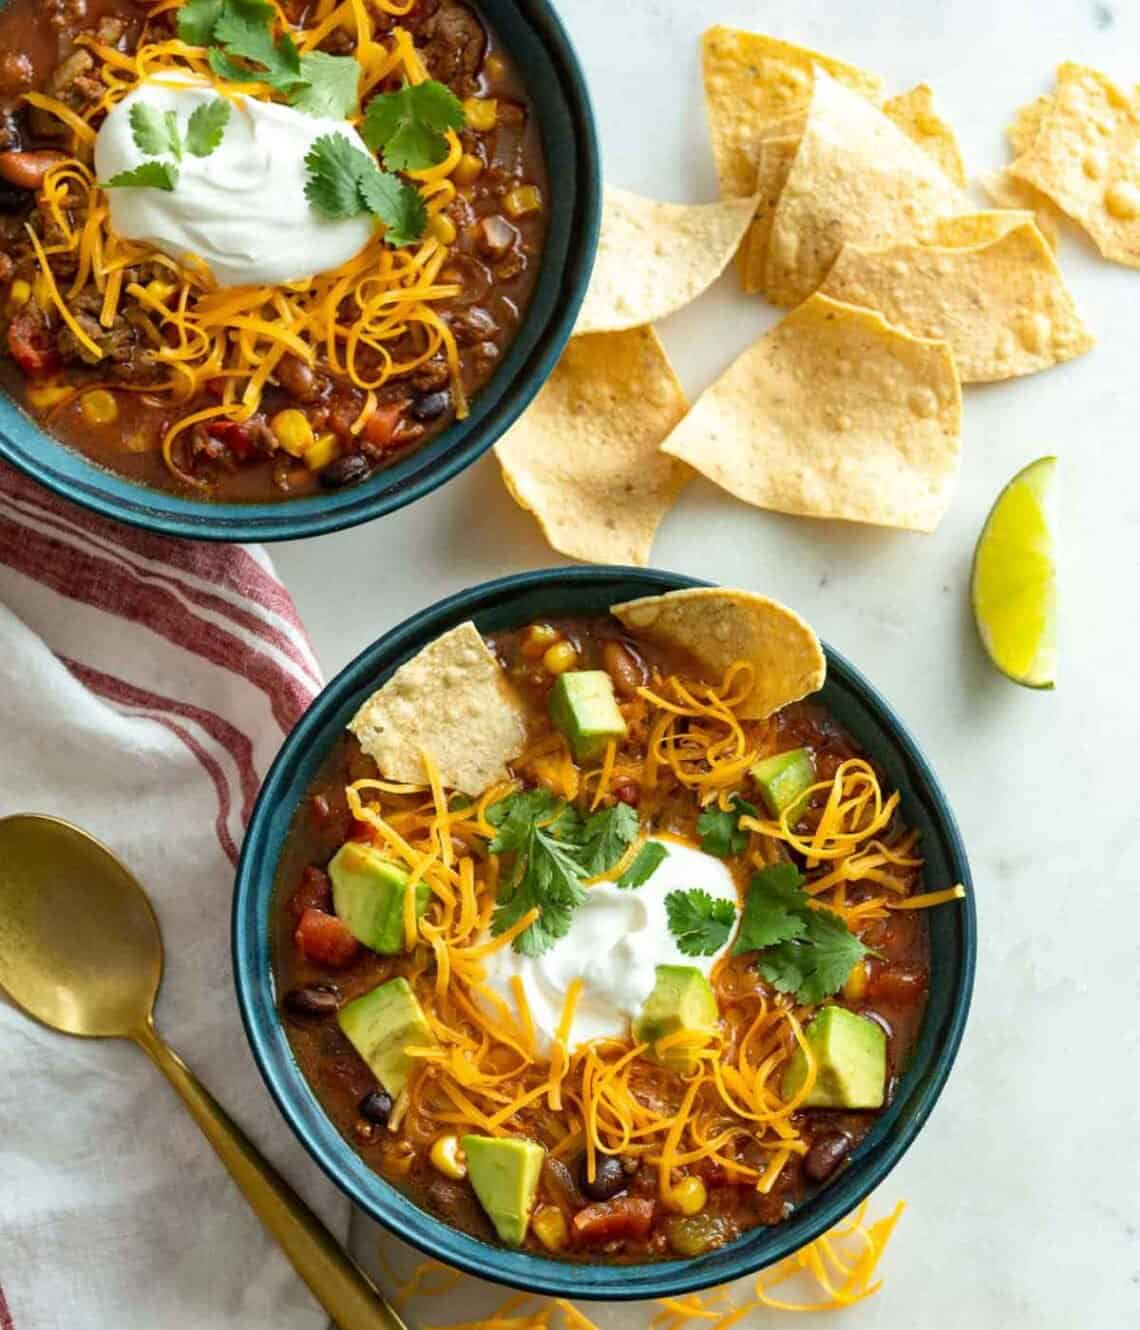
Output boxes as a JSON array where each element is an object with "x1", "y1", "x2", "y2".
[
  {"x1": 282, "y1": 984, "x2": 340, "y2": 1020},
  {"x1": 358, "y1": 1089, "x2": 394, "y2": 1125},
  {"x1": 580, "y1": 1153, "x2": 628, "y2": 1201},
  {"x1": 319, "y1": 454, "x2": 370, "y2": 489},
  {"x1": 409, "y1": 390, "x2": 451, "y2": 423},
  {"x1": 803, "y1": 1132, "x2": 852, "y2": 1184}
]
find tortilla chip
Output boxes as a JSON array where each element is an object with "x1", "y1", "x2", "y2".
[
  {"x1": 820, "y1": 218, "x2": 1094, "y2": 382},
  {"x1": 349, "y1": 623, "x2": 528, "y2": 796},
  {"x1": 702, "y1": 26, "x2": 884, "y2": 199},
  {"x1": 610, "y1": 587, "x2": 825, "y2": 720},
  {"x1": 765, "y1": 71, "x2": 967, "y2": 306},
  {"x1": 574, "y1": 187, "x2": 757, "y2": 335},
  {"x1": 659, "y1": 293, "x2": 962, "y2": 533},
  {"x1": 980, "y1": 170, "x2": 1062, "y2": 251},
  {"x1": 922, "y1": 209, "x2": 1035, "y2": 246},
  {"x1": 1008, "y1": 93, "x2": 1054, "y2": 156},
  {"x1": 739, "y1": 131, "x2": 802, "y2": 294},
  {"x1": 1010, "y1": 63, "x2": 1140, "y2": 266},
  {"x1": 494, "y1": 326, "x2": 690, "y2": 565},
  {"x1": 883, "y1": 84, "x2": 967, "y2": 187}
]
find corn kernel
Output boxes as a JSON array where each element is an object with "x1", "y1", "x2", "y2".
[
  {"x1": 522, "y1": 623, "x2": 560, "y2": 657},
  {"x1": 8, "y1": 278, "x2": 32, "y2": 308},
  {"x1": 304, "y1": 432, "x2": 340, "y2": 471},
  {"x1": 26, "y1": 380, "x2": 73, "y2": 410},
  {"x1": 532, "y1": 1206, "x2": 568, "y2": 1252},
  {"x1": 429, "y1": 1134, "x2": 467, "y2": 1180},
  {"x1": 484, "y1": 53, "x2": 507, "y2": 82},
  {"x1": 453, "y1": 153, "x2": 484, "y2": 186},
  {"x1": 271, "y1": 408, "x2": 315, "y2": 458},
  {"x1": 463, "y1": 96, "x2": 498, "y2": 132},
  {"x1": 843, "y1": 960, "x2": 869, "y2": 1003},
  {"x1": 542, "y1": 640, "x2": 578, "y2": 675},
  {"x1": 429, "y1": 213, "x2": 457, "y2": 245},
  {"x1": 504, "y1": 185, "x2": 542, "y2": 218},
  {"x1": 81, "y1": 389, "x2": 118, "y2": 426},
  {"x1": 667, "y1": 1176, "x2": 708, "y2": 1216}
]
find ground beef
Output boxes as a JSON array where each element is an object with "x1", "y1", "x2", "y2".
[
  {"x1": 417, "y1": 2, "x2": 485, "y2": 96},
  {"x1": 0, "y1": 53, "x2": 34, "y2": 96}
]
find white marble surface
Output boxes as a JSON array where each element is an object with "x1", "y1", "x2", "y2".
[{"x1": 272, "y1": 0, "x2": 1140, "y2": 1322}]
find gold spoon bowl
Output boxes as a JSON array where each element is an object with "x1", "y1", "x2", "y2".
[{"x1": 0, "y1": 813, "x2": 407, "y2": 1330}]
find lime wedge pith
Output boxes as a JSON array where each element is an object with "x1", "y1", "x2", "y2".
[{"x1": 970, "y1": 456, "x2": 1057, "y2": 689}]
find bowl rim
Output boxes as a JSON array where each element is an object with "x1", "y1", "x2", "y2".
[
  {"x1": 233, "y1": 566, "x2": 977, "y2": 1300},
  {"x1": 0, "y1": 0, "x2": 601, "y2": 543}
]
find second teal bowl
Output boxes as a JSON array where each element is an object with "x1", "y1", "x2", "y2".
[
  {"x1": 233, "y1": 567, "x2": 976, "y2": 1300},
  {"x1": 0, "y1": 0, "x2": 600, "y2": 541}
]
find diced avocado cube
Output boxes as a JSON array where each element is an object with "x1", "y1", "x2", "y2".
[
  {"x1": 780, "y1": 1005, "x2": 886, "y2": 1110},
  {"x1": 632, "y1": 964, "x2": 718, "y2": 1074},
  {"x1": 548, "y1": 670, "x2": 627, "y2": 761},
  {"x1": 461, "y1": 1135, "x2": 545, "y2": 1247},
  {"x1": 337, "y1": 977, "x2": 434, "y2": 1098},
  {"x1": 329, "y1": 842, "x2": 430, "y2": 954},
  {"x1": 751, "y1": 748, "x2": 815, "y2": 820}
]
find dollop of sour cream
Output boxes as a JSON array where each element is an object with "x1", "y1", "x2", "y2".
[
  {"x1": 94, "y1": 79, "x2": 374, "y2": 287},
  {"x1": 480, "y1": 838, "x2": 739, "y2": 1057}
]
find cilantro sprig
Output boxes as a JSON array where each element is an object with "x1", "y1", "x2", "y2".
[
  {"x1": 104, "y1": 95, "x2": 230, "y2": 192},
  {"x1": 617, "y1": 841, "x2": 668, "y2": 890},
  {"x1": 179, "y1": 0, "x2": 362, "y2": 121},
  {"x1": 733, "y1": 863, "x2": 873, "y2": 1005},
  {"x1": 665, "y1": 889, "x2": 737, "y2": 957},
  {"x1": 485, "y1": 790, "x2": 638, "y2": 956},
  {"x1": 696, "y1": 794, "x2": 758, "y2": 858},
  {"x1": 361, "y1": 81, "x2": 466, "y2": 172},
  {"x1": 304, "y1": 134, "x2": 427, "y2": 246}
]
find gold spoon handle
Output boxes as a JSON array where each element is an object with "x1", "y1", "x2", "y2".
[{"x1": 134, "y1": 1019, "x2": 408, "y2": 1330}]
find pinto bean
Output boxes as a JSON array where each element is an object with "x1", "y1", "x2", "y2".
[
  {"x1": 0, "y1": 150, "x2": 67, "y2": 191},
  {"x1": 602, "y1": 640, "x2": 647, "y2": 698}
]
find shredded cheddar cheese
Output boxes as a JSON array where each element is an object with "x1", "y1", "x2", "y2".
[{"x1": 21, "y1": 0, "x2": 465, "y2": 485}]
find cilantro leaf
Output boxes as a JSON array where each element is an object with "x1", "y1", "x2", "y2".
[
  {"x1": 103, "y1": 161, "x2": 180, "y2": 191},
  {"x1": 303, "y1": 133, "x2": 373, "y2": 219},
  {"x1": 732, "y1": 863, "x2": 809, "y2": 955},
  {"x1": 665, "y1": 889, "x2": 736, "y2": 957},
  {"x1": 616, "y1": 841, "x2": 667, "y2": 889},
  {"x1": 175, "y1": 0, "x2": 225, "y2": 45},
  {"x1": 290, "y1": 51, "x2": 361, "y2": 120},
  {"x1": 577, "y1": 802, "x2": 638, "y2": 877},
  {"x1": 356, "y1": 166, "x2": 428, "y2": 247},
  {"x1": 360, "y1": 80, "x2": 466, "y2": 171},
  {"x1": 210, "y1": 0, "x2": 304, "y2": 91},
  {"x1": 129, "y1": 102, "x2": 182, "y2": 160},
  {"x1": 795, "y1": 908, "x2": 873, "y2": 1005},
  {"x1": 697, "y1": 794, "x2": 758, "y2": 858},
  {"x1": 186, "y1": 97, "x2": 231, "y2": 157},
  {"x1": 486, "y1": 788, "x2": 561, "y2": 854}
]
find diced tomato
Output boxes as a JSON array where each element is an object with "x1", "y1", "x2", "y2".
[
  {"x1": 205, "y1": 418, "x2": 256, "y2": 461},
  {"x1": 294, "y1": 908, "x2": 359, "y2": 967},
  {"x1": 7, "y1": 307, "x2": 61, "y2": 377},
  {"x1": 361, "y1": 401, "x2": 406, "y2": 448},
  {"x1": 348, "y1": 819, "x2": 374, "y2": 842},
  {"x1": 571, "y1": 1197, "x2": 655, "y2": 1245},
  {"x1": 866, "y1": 965, "x2": 927, "y2": 1006},
  {"x1": 288, "y1": 866, "x2": 333, "y2": 922}
]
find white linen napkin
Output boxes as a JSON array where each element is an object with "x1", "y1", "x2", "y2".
[{"x1": 0, "y1": 462, "x2": 349, "y2": 1330}]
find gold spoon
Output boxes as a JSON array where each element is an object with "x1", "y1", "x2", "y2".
[{"x1": 0, "y1": 813, "x2": 408, "y2": 1330}]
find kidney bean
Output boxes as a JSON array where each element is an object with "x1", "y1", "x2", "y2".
[
  {"x1": 282, "y1": 984, "x2": 340, "y2": 1020},
  {"x1": 602, "y1": 640, "x2": 647, "y2": 699},
  {"x1": 803, "y1": 1132, "x2": 852, "y2": 1184},
  {"x1": 580, "y1": 1153, "x2": 628, "y2": 1202},
  {"x1": 319, "y1": 454, "x2": 370, "y2": 489}
]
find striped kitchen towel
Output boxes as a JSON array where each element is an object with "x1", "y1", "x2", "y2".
[{"x1": 0, "y1": 460, "x2": 349, "y2": 1330}]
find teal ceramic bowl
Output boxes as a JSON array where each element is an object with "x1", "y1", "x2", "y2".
[
  {"x1": 233, "y1": 567, "x2": 976, "y2": 1300},
  {"x1": 0, "y1": 0, "x2": 599, "y2": 541}
]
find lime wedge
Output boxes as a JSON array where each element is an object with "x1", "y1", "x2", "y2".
[{"x1": 970, "y1": 456, "x2": 1057, "y2": 689}]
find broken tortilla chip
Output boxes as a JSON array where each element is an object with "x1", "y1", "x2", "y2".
[
  {"x1": 1008, "y1": 63, "x2": 1140, "y2": 267},
  {"x1": 574, "y1": 187, "x2": 757, "y2": 335},
  {"x1": 659, "y1": 292, "x2": 962, "y2": 533},
  {"x1": 1007, "y1": 92, "x2": 1054, "y2": 156},
  {"x1": 980, "y1": 170, "x2": 1062, "y2": 251},
  {"x1": 349, "y1": 622, "x2": 529, "y2": 796},
  {"x1": 610, "y1": 587, "x2": 826, "y2": 720},
  {"x1": 765, "y1": 71, "x2": 967, "y2": 306},
  {"x1": 740, "y1": 129, "x2": 802, "y2": 294},
  {"x1": 883, "y1": 83, "x2": 967, "y2": 187},
  {"x1": 494, "y1": 326, "x2": 690, "y2": 566},
  {"x1": 702, "y1": 26, "x2": 884, "y2": 199},
  {"x1": 820, "y1": 217, "x2": 1093, "y2": 382}
]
